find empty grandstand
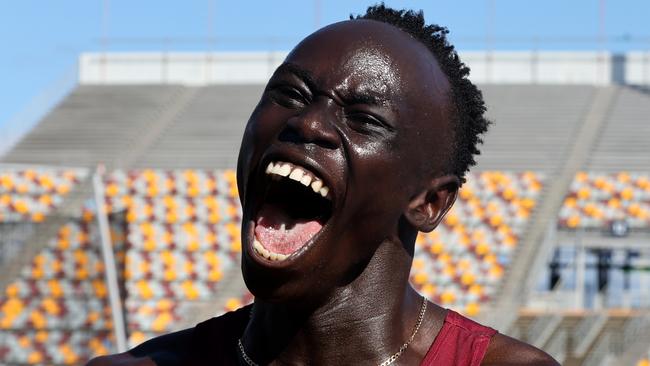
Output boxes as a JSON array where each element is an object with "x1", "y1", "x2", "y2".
[{"x1": 1, "y1": 51, "x2": 650, "y2": 365}]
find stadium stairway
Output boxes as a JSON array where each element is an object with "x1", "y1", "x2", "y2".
[
  {"x1": 610, "y1": 315, "x2": 650, "y2": 366},
  {"x1": 586, "y1": 86, "x2": 650, "y2": 172},
  {"x1": 476, "y1": 85, "x2": 597, "y2": 172},
  {"x1": 132, "y1": 85, "x2": 264, "y2": 169},
  {"x1": 479, "y1": 86, "x2": 621, "y2": 332},
  {"x1": 513, "y1": 310, "x2": 649, "y2": 365},
  {"x1": 1, "y1": 85, "x2": 187, "y2": 169},
  {"x1": 116, "y1": 87, "x2": 200, "y2": 169}
]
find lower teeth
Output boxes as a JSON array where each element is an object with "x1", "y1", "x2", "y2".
[{"x1": 254, "y1": 239, "x2": 288, "y2": 261}]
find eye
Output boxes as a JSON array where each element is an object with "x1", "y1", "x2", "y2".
[
  {"x1": 268, "y1": 84, "x2": 309, "y2": 109},
  {"x1": 345, "y1": 112, "x2": 391, "y2": 134}
]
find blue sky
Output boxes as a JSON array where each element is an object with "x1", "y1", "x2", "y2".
[{"x1": 1, "y1": 0, "x2": 649, "y2": 144}]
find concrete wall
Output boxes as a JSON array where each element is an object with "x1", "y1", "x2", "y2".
[
  {"x1": 79, "y1": 52, "x2": 287, "y2": 85},
  {"x1": 79, "y1": 51, "x2": 650, "y2": 86}
]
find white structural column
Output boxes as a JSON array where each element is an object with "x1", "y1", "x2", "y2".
[
  {"x1": 575, "y1": 233, "x2": 585, "y2": 310},
  {"x1": 93, "y1": 166, "x2": 127, "y2": 352}
]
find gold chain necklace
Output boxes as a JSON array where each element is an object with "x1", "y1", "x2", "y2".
[{"x1": 237, "y1": 296, "x2": 427, "y2": 366}]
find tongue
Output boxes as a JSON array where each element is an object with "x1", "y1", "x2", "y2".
[{"x1": 254, "y1": 204, "x2": 323, "y2": 255}]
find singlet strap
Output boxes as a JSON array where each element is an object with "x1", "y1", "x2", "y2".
[{"x1": 421, "y1": 310, "x2": 497, "y2": 366}]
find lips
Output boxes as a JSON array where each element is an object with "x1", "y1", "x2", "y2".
[{"x1": 250, "y1": 160, "x2": 333, "y2": 262}]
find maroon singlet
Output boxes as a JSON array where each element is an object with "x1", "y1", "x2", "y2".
[
  {"x1": 189, "y1": 305, "x2": 497, "y2": 366},
  {"x1": 420, "y1": 309, "x2": 497, "y2": 366}
]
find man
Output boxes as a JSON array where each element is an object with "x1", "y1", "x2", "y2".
[{"x1": 89, "y1": 5, "x2": 558, "y2": 365}]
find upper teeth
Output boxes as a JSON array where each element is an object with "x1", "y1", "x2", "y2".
[{"x1": 265, "y1": 161, "x2": 331, "y2": 199}]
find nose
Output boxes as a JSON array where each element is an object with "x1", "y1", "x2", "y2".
[{"x1": 281, "y1": 99, "x2": 340, "y2": 149}]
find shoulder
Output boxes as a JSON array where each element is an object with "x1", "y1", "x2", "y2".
[
  {"x1": 84, "y1": 306, "x2": 252, "y2": 366},
  {"x1": 481, "y1": 333, "x2": 560, "y2": 366},
  {"x1": 85, "y1": 352, "x2": 155, "y2": 366},
  {"x1": 84, "y1": 328, "x2": 194, "y2": 366}
]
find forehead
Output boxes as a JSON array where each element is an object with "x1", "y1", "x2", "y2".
[{"x1": 284, "y1": 20, "x2": 450, "y2": 109}]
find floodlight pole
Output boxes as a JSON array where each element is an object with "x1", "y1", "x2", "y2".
[
  {"x1": 93, "y1": 165, "x2": 127, "y2": 352},
  {"x1": 101, "y1": 0, "x2": 110, "y2": 83},
  {"x1": 598, "y1": 0, "x2": 607, "y2": 84},
  {"x1": 314, "y1": 0, "x2": 321, "y2": 30}
]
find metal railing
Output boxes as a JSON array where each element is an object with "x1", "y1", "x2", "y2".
[
  {"x1": 546, "y1": 328, "x2": 568, "y2": 365},
  {"x1": 573, "y1": 313, "x2": 609, "y2": 357}
]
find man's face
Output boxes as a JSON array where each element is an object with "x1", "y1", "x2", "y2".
[{"x1": 236, "y1": 20, "x2": 452, "y2": 303}]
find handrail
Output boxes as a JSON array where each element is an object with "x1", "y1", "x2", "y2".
[
  {"x1": 482, "y1": 86, "x2": 620, "y2": 332},
  {"x1": 93, "y1": 166, "x2": 127, "y2": 352},
  {"x1": 527, "y1": 313, "x2": 563, "y2": 348},
  {"x1": 573, "y1": 313, "x2": 609, "y2": 357},
  {"x1": 546, "y1": 328, "x2": 568, "y2": 365},
  {"x1": 582, "y1": 331, "x2": 613, "y2": 366}
]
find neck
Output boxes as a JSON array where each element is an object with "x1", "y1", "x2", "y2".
[{"x1": 241, "y1": 240, "x2": 425, "y2": 366}]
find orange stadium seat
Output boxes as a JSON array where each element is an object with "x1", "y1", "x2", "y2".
[
  {"x1": 0, "y1": 167, "x2": 125, "y2": 364},
  {"x1": 409, "y1": 171, "x2": 545, "y2": 316},
  {"x1": 101, "y1": 169, "x2": 244, "y2": 342},
  {"x1": 559, "y1": 172, "x2": 650, "y2": 229},
  {"x1": 1, "y1": 168, "x2": 546, "y2": 357},
  {"x1": 0, "y1": 168, "x2": 86, "y2": 223}
]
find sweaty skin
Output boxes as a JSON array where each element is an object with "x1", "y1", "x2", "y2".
[{"x1": 87, "y1": 19, "x2": 558, "y2": 366}]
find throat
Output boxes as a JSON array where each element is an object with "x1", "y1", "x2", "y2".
[{"x1": 242, "y1": 248, "x2": 427, "y2": 365}]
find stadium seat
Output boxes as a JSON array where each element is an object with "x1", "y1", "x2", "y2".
[
  {"x1": 0, "y1": 168, "x2": 86, "y2": 223},
  {"x1": 103, "y1": 169, "x2": 244, "y2": 339},
  {"x1": 410, "y1": 171, "x2": 545, "y2": 316},
  {"x1": 559, "y1": 172, "x2": 650, "y2": 229},
  {"x1": 0, "y1": 167, "x2": 125, "y2": 364}
]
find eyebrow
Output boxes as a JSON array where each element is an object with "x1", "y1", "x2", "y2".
[
  {"x1": 273, "y1": 62, "x2": 391, "y2": 107},
  {"x1": 338, "y1": 89, "x2": 388, "y2": 107},
  {"x1": 273, "y1": 62, "x2": 318, "y2": 90}
]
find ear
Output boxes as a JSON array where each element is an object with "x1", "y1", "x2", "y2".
[{"x1": 404, "y1": 175, "x2": 460, "y2": 233}]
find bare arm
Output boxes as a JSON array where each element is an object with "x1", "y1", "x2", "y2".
[{"x1": 482, "y1": 333, "x2": 560, "y2": 366}]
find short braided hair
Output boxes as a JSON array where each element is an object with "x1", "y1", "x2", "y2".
[{"x1": 352, "y1": 4, "x2": 490, "y2": 183}]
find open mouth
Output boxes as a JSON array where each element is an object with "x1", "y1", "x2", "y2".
[{"x1": 252, "y1": 160, "x2": 333, "y2": 262}]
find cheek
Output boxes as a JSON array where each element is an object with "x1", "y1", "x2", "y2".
[
  {"x1": 244, "y1": 103, "x2": 291, "y2": 154},
  {"x1": 236, "y1": 103, "x2": 288, "y2": 199},
  {"x1": 343, "y1": 135, "x2": 421, "y2": 226},
  {"x1": 348, "y1": 137, "x2": 412, "y2": 193},
  {"x1": 249, "y1": 102, "x2": 286, "y2": 146}
]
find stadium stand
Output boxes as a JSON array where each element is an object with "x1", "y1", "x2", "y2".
[
  {"x1": 1, "y1": 51, "x2": 650, "y2": 364},
  {"x1": 1, "y1": 86, "x2": 186, "y2": 169},
  {"x1": 559, "y1": 172, "x2": 650, "y2": 229},
  {"x1": 474, "y1": 85, "x2": 596, "y2": 172},
  {"x1": 410, "y1": 171, "x2": 544, "y2": 316},
  {"x1": 103, "y1": 169, "x2": 242, "y2": 346},
  {"x1": 132, "y1": 85, "x2": 263, "y2": 169},
  {"x1": 586, "y1": 87, "x2": 650, "y2": 172},
  {"x1": 0, "y1": 215, "x2": 124, "y2": 364},
  {"x1": 0, "y1": 167, "x2": 86, "y2": 222}
]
